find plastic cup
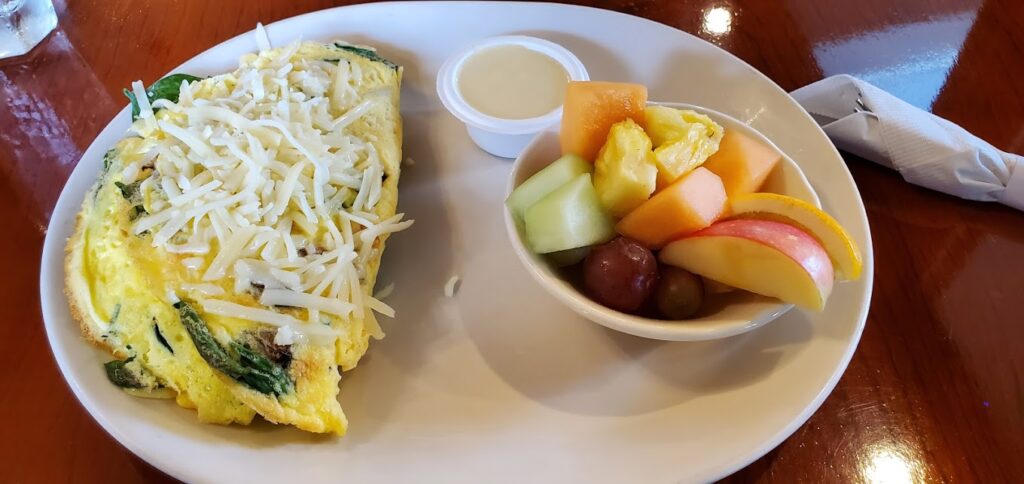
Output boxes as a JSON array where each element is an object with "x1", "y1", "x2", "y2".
[
  {"x1": 437, "y1": 35, "x2": 588, "y2": 158},
  {"x1": 0, "y1": 0, "x2": 56, "y2": 59}
]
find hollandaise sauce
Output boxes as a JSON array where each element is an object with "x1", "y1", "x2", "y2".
[{"x1": 457, "y1": 45, "x2": 569, "y2": 120}]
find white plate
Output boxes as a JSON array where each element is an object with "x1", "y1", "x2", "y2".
[{"x1": 39, "y1": 2, "x2": 873, "y2": 483}]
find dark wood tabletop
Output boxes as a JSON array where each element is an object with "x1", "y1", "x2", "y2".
[{"x1": 3, "y1": 0, "x2": 1022, "y2": 482}]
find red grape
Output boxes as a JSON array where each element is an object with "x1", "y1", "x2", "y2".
[{"x1": 582, "y1": 237, "x2": 658, "y2": 312}]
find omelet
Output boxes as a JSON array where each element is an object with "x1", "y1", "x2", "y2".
[{"x1": 64, "y1": 41, "x2": 407, "y2": 435}]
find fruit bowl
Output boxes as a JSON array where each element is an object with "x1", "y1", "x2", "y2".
[{"x1": 504, "y1": 103, "x2": 821, "y2": 341}]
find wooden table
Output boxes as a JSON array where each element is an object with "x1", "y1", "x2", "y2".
[{"x1": 3, "y1": 0, "x2": 1022, "y2": 481}]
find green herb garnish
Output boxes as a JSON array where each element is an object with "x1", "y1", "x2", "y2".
[{"x1": 124, "y1": 73, "x2": 204, "y2": 120}]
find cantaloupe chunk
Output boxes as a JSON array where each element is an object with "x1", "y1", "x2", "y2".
[
  {"x1": 616, "y1": 167, "x2": 727, "y2": 248},
  {"x1": 701, "y1": 129, "x2": 781, "y2": 197},
  {"x1": 560, "y1": 81, "x2": 647, "y2": 161}
]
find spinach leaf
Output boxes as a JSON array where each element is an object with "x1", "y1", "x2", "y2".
[
  {"x1": 114, "y1": 180, "x2": 142, "y2": 201},
  {"x1": 109, "y1": 303, "x2": 121, "y2": 324},
  {"x1": 235, "y1": 342, "x2": 293, "y2": 395},
  {"x1": 104, "y1": 357, "x2": 146, "y2": 389},
  {"x1": 114, "y1": 180, "x2": 146, "y2": 222},
  {"x1": 95, "y1": 149, "x2": 120, "y2": 201},
  {"x1": 230, "y1": 341, "x2": 293, "y2": 394},
  {"x1": 102, "y1": 148, "x2": 117, "y2": 173},
  {"x1": 176, "y1": 301, "x2": 237, "y2": 372},
  {"x1": 333, "y1": 43, "x2": 398, "y2": 70},
  {"x1": 130, "y1": 205, "x2": 147, "y2": 221},
  {"x1": 153, "y1": 321, "x2": 173, "y2": 354},
  {"x1": 175, "y1": 301, "x2": 293, "y2": 396},
  {"x1": 238, "y1": 329, "x2": 291, "y2": 367},
  {"x1": 124, "y1": 73, "x2": 204, "y2": 120}
]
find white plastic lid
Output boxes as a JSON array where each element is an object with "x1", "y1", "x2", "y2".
[{"x1": 437, "y1": 35, "x2": 589, "y2": 136}]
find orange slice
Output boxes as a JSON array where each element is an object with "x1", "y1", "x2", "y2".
[{"x1": 728, "y1": 193, "x2": 863, "y2": 281}]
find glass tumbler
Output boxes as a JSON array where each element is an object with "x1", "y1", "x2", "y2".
[{"x1": 0, "y1": 0, "x2": 57, "y2": 59}]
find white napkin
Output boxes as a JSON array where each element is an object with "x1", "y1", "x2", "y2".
[{"x1": 790, "y1": 74, "x2": 1024, "y2": 211}]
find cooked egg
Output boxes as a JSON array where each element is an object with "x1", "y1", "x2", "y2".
[{"x1": 65, "y1": 41, "x2": 407, "y2": 435}]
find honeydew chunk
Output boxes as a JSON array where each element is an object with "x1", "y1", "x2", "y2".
[
  {"x1": 524, "y1": 173, "x2": 615, "y2": 254},
  {"x1": 506, "y1": 154, "x2": 592, "y2": 221}
]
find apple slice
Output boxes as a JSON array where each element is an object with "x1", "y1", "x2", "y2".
[
  {"x1": 703, "y1": 278, "x2": 736, "y2": 294},
  {"x1": 660, "y1": 219, "x2": 834, "y2": 311},
  {"x1": 524, "y1": 173, "x2": 615, "y2": 254},
  {"x1": 728, "y1": 193, "x2": 863, "y2": 281},
  {"x1": 507, "y1": 154, "x2": 592, "y2": 222}
]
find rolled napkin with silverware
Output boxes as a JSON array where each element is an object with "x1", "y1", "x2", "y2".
[{"x1": 790, "y1": 74, "x2": 1024, "y2": 211}]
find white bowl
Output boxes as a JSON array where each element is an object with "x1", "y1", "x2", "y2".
[
  {"x1": 436, "y1": 35, "x2": 589, "y2": 158},
  {"x1": 504, "y1": 103, "x2": 821, "y2": 341}
]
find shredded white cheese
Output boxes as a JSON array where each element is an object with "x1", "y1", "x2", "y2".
[
  {"x1": 200, "y1": 298, "x2": 336, "y2": 338},
  {"x1": 444, "y1": 276, "x2": 460, "y2": 298},
  {"x1": 121, "y1": 162, "x2": 141, "y2": 184},
  {"x1": 254, "y1": 23, "x2": 272, "y2": 51},
  {"x1": 373, "y1": 282, "x2": 395, "y2": 300},
  {"x1": 124, "y1": 41, "x2": 411, "y2": 343},
  {"x1": 181, "y1": 257, "x2": 205, "y2": 271},
  {"x1": 273, "y1": 326, "x2": 297, "y2": 345},
  {"x1": 366, "y1": 296, "x2": 395, "y2": 318},
  {"x1": 131, "y1": 80, "x2": 152, "y2": 116},
  {"x1": 259, "y1": 288, "x2": 355, "y2": 317},
  {"x1": 181, "y1": 283, "x2": 226, "y2": 297}
]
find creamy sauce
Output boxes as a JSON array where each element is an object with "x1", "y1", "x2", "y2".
[{"x1": 458, "y1": 45, "x2": 569, "y2": 120}]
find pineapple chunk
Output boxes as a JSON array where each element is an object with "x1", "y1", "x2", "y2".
[
  {"x1": 593, "y1": 118, "x2": 658, "y2": 218},
  {"x1": 644, "y1": 106, "x2": 724, "y2": 187},
  {"x1": 645, "y1": 106, "x2": 722, "y2": 146}
]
